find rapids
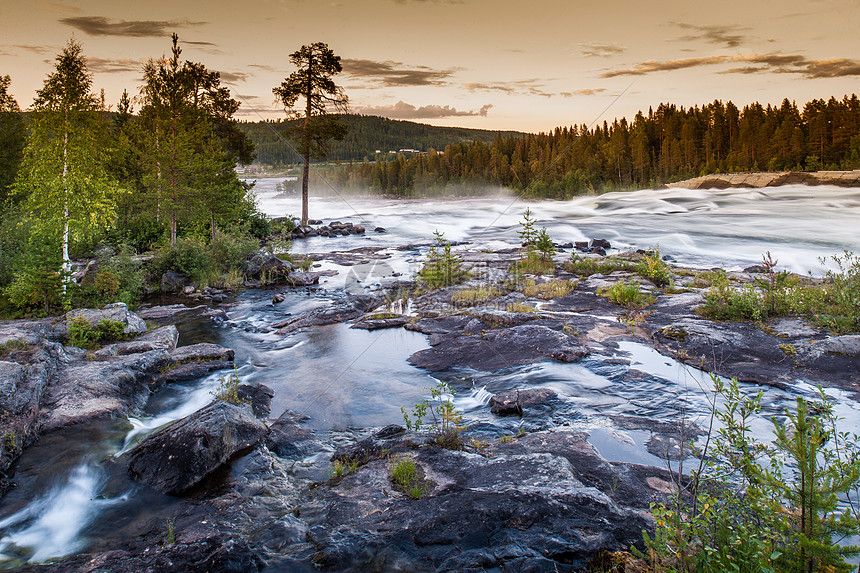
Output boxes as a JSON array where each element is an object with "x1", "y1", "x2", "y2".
[{"x1": 1, "y1": 181, "x2": 859, "y2": 566}]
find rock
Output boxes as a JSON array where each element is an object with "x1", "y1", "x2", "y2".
[
  {"x1": 283, "y1": 271, "x2": 321, "y2": 287},
  {"x1": 236, "y1": 384, "x2": 274, "y2": 419},
  {"x1": 95, "y1": 325, "x2": 179, "y2": 357},
  {"x1": 40, "y1": 349, "x2": 171, "y2": 433},
  {"x1": 160, "y1": 270, "x2": 190, "y2": 294},
  {"x1": 135, "y1": 304, "x2": 208, "y2": 324},
  {"x1": 590, "y1": 238, "x2": 611, "y2": 249},
  {"x1": 171, "y1": 343, "x2": 234, "y2": 364},
  {"x1": 183, "y1": 285, "x2": 196, "y2": 295},
  {"x1": 66, "y1": 303, "x2": 148, "y2": 335},
  {"x1": 0, "y1": 342, "x2": 62, "y2": 475},
  {"x1": 151, "y1": 343, "x2": 235, "y2": 388},
  {"x1": 810, "y1": 335, "x2": 860, "y2": 357},
  {"x1": 410, "y1": 324, "x2": 588, "y2": 371},
  {"x1": 243, "y1": 250, "x2": 295, "y2": 281},
  {"x1": 350, "y1": 316, "x2": 408, "y2": 330},
  {"x1": 32, "y1": 532, "x2": 266, "y2": 573},
  {"x1": 265, "y1": 409, "x2": 319, "y2": 459},
  {"x1": 490, "y1": 388, "x2": 557, "y2": 415},
  {"x1": 273, "y1": 294, "x2": 384, "y2": 334},
  {"x1": 374, "y1": 227, "x2": 386, "y2": 233},
  {"x1": 127, "y1": 400, "x2": 268, "y2": 495},
  {"x1": 308, "y1": 219, "x2": 323, "y2": 225},
  {"x1": 301, "y1": 430, "x2": 655, "y2": 572},
  {"x1": 272, "y1": 293, "x2": 285, "y2": 304},
  {"x1": 352, "y1": 225, "x2": 366, "y2": 234}
]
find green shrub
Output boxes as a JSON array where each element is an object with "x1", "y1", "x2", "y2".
[
  {"x1": 4, "y1": 227, "x2": 66, "y2": 316},
  {"x1": 642, "y1": 377, "x2": 860, "y2": 572},
  {"x1": 154, "y1": 236, "x2": 214, "y2": 285},
  {"x1": 211, "y1": 229, "x2": 258, "y2": 275},
  {"x1": 389, "y1": 456, "x2": 424, "y2": 499},
  {"x1": 212, "y1": 368, "x2": 246, "y2": 405},
  {"x1": 564, "y1": 254, "x2": 637, "y2": 276},
  {"x1": 67, "y1": 316, "x2": 128, "y2": 349},
  {"x1": 417, "y1": 231, "x2": 469, "y2": 289},
  {"x1": 637, "y1": 248, "x2": 672, "y2": 287},
  {"x1": 806, "y1": 251, "x2": 860, "y2": 333},
  {"x1": 598, "y1": 281, "x2": 655, "y2": 309},
  {"x1": 451, "y1": 285, "x2": 503, "y2": 307},
  {"x1": 698, "y1": 271, "x2": 765, "y2": 321},
  {"x1": 401, "y1": 380, "x2": 464, "y2": 450},
  {"x1": 521, "y1": 278, "x2": 576, "y2": 299}
]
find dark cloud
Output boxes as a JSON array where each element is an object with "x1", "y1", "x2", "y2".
[
  {"x1": 86, "y1": 57, "x2": 144, "y2": 74},
  {"x1": 561, "y1": 89, "x2": 607, "y2": 97},
  {"x1": 59, "y1": 16, "x2": 204, "y2": 37},
  {"x1": 353, "y1": 100, "x2": 491, "y2": 119},
  {"x1": 249, "y1": 64, "x2": 278, "y2": 72},
  {"x1": 579, "y1": 43, "x2": 625, "y2": 58},
  {"x1": 219, "y1": 71, "x2": 251, "y2": 84},
  {"x1": 671, "y1": 23, "x2": 749, "y2": 48},
  {"x1": 602, "y1": 52, "x2": 860, "y2": 79},
  {"x1": 184, "y1": 40, "x2": 217, "y2": 47},
  {"x1": 464, "y1": 82, "x2": 514, "y2": 94},
  {"x1": 342, "y1": 58, "x2": 455, "y2": 86}
]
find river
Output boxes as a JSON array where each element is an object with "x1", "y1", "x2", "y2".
[{"x1": 1, "y1": 181, "x2": 859, "y2": 567}]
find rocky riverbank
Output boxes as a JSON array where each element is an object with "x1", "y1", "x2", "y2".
[
  {"x1": 2, "y1": 242, "x2": 859, "y2": 572},
  {"x1": 666, "y1": 169, "x2": 860, "y2": 190}
]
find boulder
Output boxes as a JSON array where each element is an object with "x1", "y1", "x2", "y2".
[
  {"x1": 266, "y1": 409, "x2": 320, "y2": 459},
  {"x1": 490, "y1": 388, "x2": 557, "y2": 415},
  {"x1": 160, "y1": 270, "x2": 190, "y2": 294},
  {"x1": 410, "y1": 324, "x2": 589, "y2": 371},
  {"x1": 66, "y1": 303, "x2": 147, "y2": 335},
  {"x1": 135, "y1": 304, "x2": 208, "y2": 324},
  {"x1": 95, "y1": 325, "x2": 179, "y2": 357},
  {"x1": 127, "y1": 400, "x2": 268, "y2": 495},
  {"x1": 39, "y1": 349, "x2": 171, "y2": 433},
  {"x1": 152, "y1": 343, "x2": 235, "y2": 388},
  {"x1": 283, "y1": 271, "x2": 321, "y2": 287},
  {"x1": 273, "y1": 294, "x2": 384, "y2": 334},
  {"x1": 236, "y1": 383, "x2": 274, "y2": 419},
  {"x1": 242, "y1": 251, "x2": 294, "y2": 281}
]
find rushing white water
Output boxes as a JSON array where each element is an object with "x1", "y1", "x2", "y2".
[
  {"x1": 249, "y1": 179, "x2": 860, "y2": 275},
  {"x1": 0, "y1": 464, "x2": 127, "y2": 563}
]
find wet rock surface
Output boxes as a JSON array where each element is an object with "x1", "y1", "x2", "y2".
[{"x1": 126, "y1": 400, "x2": 269, "y2": 495}]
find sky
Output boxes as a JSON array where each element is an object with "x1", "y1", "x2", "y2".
[{"x1": 1, "y1": 0, "x2": 859, "y2": 133}]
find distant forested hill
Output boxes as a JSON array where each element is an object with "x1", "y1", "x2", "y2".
[{"x1": 238, "y1": 114, "x2": 525, "y2": 165}]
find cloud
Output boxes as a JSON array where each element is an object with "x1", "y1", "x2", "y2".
[
  {"x1": 219, "y1": 70, "x2": 251, "y2": 84},
  {"x1": 342, "y1": 58, "x2": 455, "y2": 86},
  {"x1": 86, "y1": 57, "x2": 144, "y2": 74},
  {"x1": 671, "y1": 23, "x2": 750, "y2": 48},
  {"x1": 561, "y1": 89, "x2": 607, "y2": 97},
  {"x1": 465, "y1": 79, "x2": 552, "y2": 97},
  {"x1": 37, "y1": 1, "x2": 82, "y2": 15},
  {"x1": 59, "y1": 16, "x2": 204, "y2": 37},
  {"x1": 353, "y1": 100, "x2": 492, "y2": 119},
  {"x1": 579, "y1": 43, "x2": 625, "y2": 58},
  {"x1": 249, "y1": 64, "x2": 278, "y2": 72},
  {"x1": 602, "y1": 52, "x2": 860, "y2": 79},
  {"x1": 10, "y1": 44, "x2": 55, "y2": 56}
]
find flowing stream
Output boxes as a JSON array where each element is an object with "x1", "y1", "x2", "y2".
[{"x1": 2, "y1": 181, "x2": 860, "y2": 566}]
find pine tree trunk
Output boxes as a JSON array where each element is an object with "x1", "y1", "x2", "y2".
[
  {"x1": 62, "y1": 127, "x2": 69, "y2": 294},
  {"x1": 302, "y1": 150, "x2": 310, "y2": 225}
]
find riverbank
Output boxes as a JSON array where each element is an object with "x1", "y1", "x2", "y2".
[
  {"x1": 1, "y1": 239, "x2": 858, "y2": 571},
  {"x1": 666, "y1": 169, "x2": 860, "y2": 189}
]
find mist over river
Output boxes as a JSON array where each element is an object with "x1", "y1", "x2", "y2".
[
  {"x1": 1, "y1": 181, "x2": 859, "y2": 567},
  {"x1": 253, "y1": 180, "x2": 860, "y2": 275}
]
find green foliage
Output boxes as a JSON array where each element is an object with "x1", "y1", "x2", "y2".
[
  {"x1": 210, "y1": 229, "x2": 258, "y2": 275},
  {"x1": 807, "y1": 251, "x2": 860, "y2": 333},
  {"x1": 637, "y1": 248, "x2": 672, "y2": 287},
  {"x1": 70, "y1": 243, "x2": 145, "y2": 308},
  {"x1": 598, "y1": 281, "x2": 655, "y2": 309},
  {"x1": 518, "y1": 208, "x2": 539, "y2": 247},
  {"x1": 417, "y1": 230, "x2": 469, "y2": 289},
  {"x1": 389, "y1": 457, "x2": 424, "y2": 499},
  {"x1": 401, "y1": 381, "x2": 465, "y2": 450},
  {"x1": 643, "y1": 376, "x2": 860, "y2": 572},
  {"x1": 451, "y1": 285, "x2": 503, "y2": 307},
  {"x1": 154, "y1": 236, "x2": 214, "y2": 285},
  {"x1": 535, "y1": 228, "x2": 555, "y2": 261},
  {"x1": 165, "y1": 518, "x2": 175, "y2": 545},
  {"x1": 4, "y1": 226, "x2": 67, "y2": 315},
  {"x1": 521, "y1": 278, "x2": 576, "y2": 299},
  {"x1": 0, "y1": 75, "x2": 25, "y2": 201},
  {"x1": 329, "y1": 459, "x2": 358, "y2": 479},
  {"x1": 698, "y1": 270, "x2": 766, "y2": 322},
  {"x1": 212, "y1": 368, "x2": 247, "y2": 405},
  {"x1": 565, "y1": 254, "x2": 637, "y2": 276},
  {"x1": 67, "y1": 316, "x2": 128, "y2": 349}
]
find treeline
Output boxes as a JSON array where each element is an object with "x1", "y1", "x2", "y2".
[
  {"x1": 335, "y1": 95, "x2": 860, "y2": 197},
  {"x1": 0, "y1": 36, "x2": 266, "y2": 316},
  {"x1": 239, "y1": 114, "x2": 523, "y2": 165}
]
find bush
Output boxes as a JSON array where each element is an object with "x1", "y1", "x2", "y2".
[
  {"x1": 697, "y1": 270, "x2": 765, "y2": 322},
  {"x1": 417, "y1": 231, "x2": 469, "y2": 289},
  {"x1": 153, "y1": 236, "x2": 214, "y2": 285},
  {"x1": 564, "y1": 254, "x2": 637, "y2": 276},
  {"x1": 401, "y1": 381, "x2": 464, "y2": 450},
  {"x1": 389, "y1": 457, "x2": 424, "y2": 499},
  {"x1": 71, "y1": 243, "x2": 146, "y2": 308},
  {"x1": 4, "y1": 228, "x2": 66, "y2": 316},
  {"x1": 806, "y1": 251, "x2": 860, "y2": 333},
  {"x1": 68, "y1": 316, "x2": 128, "y2": 349},
  {"x1": 598, "y1": 281, "x2": 655, "y2": 309},
  {"x1": 451, "y1": 285, "x2": 503, "y2": 307},
  {"x1": 211, "y1": 230, "x2": 258, "y2": 275},
  {"x1": 642, "y1": 377, "x2": 860, "y2": 572},
  {"x1": 637, "y1": 248, "x2": 672, "y2": 287}
]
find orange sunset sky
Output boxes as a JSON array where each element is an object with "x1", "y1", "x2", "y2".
[{"x1": 1, "y1": 0, "x2": 859, "y2": 133}]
